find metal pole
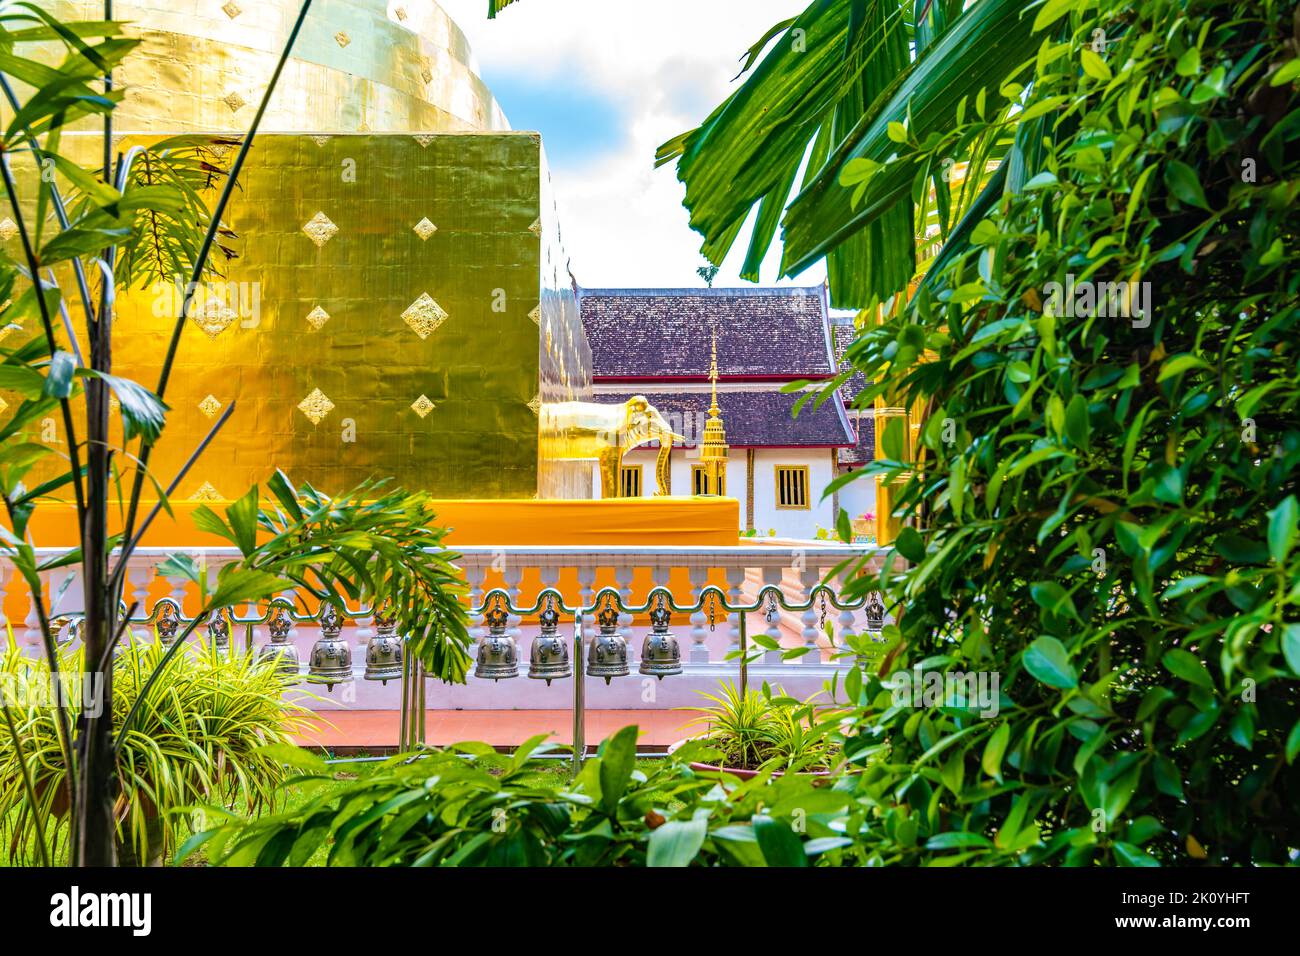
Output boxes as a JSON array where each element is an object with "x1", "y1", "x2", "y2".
[
  {"x1": 739, "y1": 611, "x2": 748, "y2": 698},
  {"x1": 571, "y1": 609, "x2": 584, "y2": 779},
  {"x1": 398, "y1": 643, "x2": 411, "y2": 751},
  {"x1": 417, "y1": 657, "x2": 427, "y2": 748}
]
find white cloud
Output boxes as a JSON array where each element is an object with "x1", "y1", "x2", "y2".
[{"x1": 438, "y1": 0, "x2": 825, "y2": 290}]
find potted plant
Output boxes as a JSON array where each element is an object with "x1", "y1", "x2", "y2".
[{"x1": 670, "y1": 682, "x2": 843, "y2": 780}]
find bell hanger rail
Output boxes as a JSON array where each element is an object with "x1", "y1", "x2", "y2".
[{"x1": 456, "y1": 583, "x2": 883, "y2": 778}]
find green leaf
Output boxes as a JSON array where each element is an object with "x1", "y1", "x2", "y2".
[
  {"x1": 1080, "y1": 48, "x2": 1112, "y2": 82},
  {"x1": 78, "y1": 370, "x2": 169, "y2": 441},
  {"x1": 1030, "y1": 580, "x2": 1079, "y2": 621},
  {"x1": 1023, "y1": 636, "x2": 1078, "y2": 689},
  {"x1": 981, "y1": 722, "x2": 1010, "y2": 781},
  {"x1": 597, "y1": 725, "x2": 638, "y2": 815},
  {"x1": 42, "y1": 349, "x2": 76, "y2": 399},
  {"x1": 1267, "y1": 495, "x2": 1297, "y2": 564},
  {"x1": 1113, "y1": 842, "x2": 1160, "y2": 867},
  {"x1": 1161, "y1": 648, "x2": 1214, "y2": 690},
  {"x1": 1157, "y1": 353, "x2": 1208, "y2": 382},
  {"x1": 1064, "y1": 393, "x2": 1090, "y2": 451},
  {"x1": 1281, "y1": 625, "x2": 1300, "y2": 677},
  {"x1": 646, "y1": 818, "x2": 707, "y2": 867},
  {"x1": 210, "y1": 568, "x2": 288, "y2": 610},
  {"x1": 1163, "y1": 160, "x2": 1210, "y2": 210},
  {"x1": 895, "y1": 525, "x2": 926, "y2": 563},
  {"x1": 753, "y1": 816, "x2": 808, "y2": 867},
  {"x1": 225, "y1": 485, "x2": 260, "y2": 555}
]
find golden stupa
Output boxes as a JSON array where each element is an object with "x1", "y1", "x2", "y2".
[{"x1": 15, "y1": 0, "x2": 594, "y2": 501}]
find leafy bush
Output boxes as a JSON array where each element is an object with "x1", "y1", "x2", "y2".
[
  {"x1": 835, "y1": 0, "x2": 1300, "y2": 865},
  {"x1": 0, "y1": 639, "x2": 309, "y2": 865},
  {"x1": 184, "y1": 728, "x2": 862, "y2": 867}
]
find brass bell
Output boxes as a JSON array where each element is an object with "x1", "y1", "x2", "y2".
[
  {"x1": 155, "y1": 600, "x2": 181, "y2": 648},
  {"x1": 639, "y1": 596, "x2": 681, "y2": 680},
  {"x1": 586, "y1": 599, "x2": 629, "y2": 684},
  {"x1": 474, "y1": 601, "x2": 518, "y2": 681},
  {"x1": 207, "y1": 608, "x2": 231, "y2": 656},
  {"x1": 865, "y1": 591, "x2": 886, "y2": 632},
  {"x1": 307, "y1": 604, "x2": 353, "y2": 690},
  {"x1": 528, "y1": 597, "x2": 570, "y2": 685},
  {"x1": 257, "y1": 604, "x2": 300, "y2": 681},
  {"x1": 364, "y1": 607, "x2": 403, "y2": 683}
]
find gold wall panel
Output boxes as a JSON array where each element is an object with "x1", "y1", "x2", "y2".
[{"x1": 3, "y1": 132, "x2": 591, "y2": 499}]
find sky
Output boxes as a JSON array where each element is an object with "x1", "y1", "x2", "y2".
[{"x1": 439, "y1": 0, "x2": 825, "y2": 292}]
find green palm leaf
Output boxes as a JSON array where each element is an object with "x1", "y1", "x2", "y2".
[{"x1": 780, "y1": 0, "x2": 1037, "y2": 288}]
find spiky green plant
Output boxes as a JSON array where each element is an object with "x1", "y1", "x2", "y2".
[
  {"x1": 684, "y1": 683, "x2": 841, "y2": 772},
  {"x1": 0, "y1": 633, "x2": 310, "y2": 866}
]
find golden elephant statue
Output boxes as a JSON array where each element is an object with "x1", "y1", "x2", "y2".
[{"x1": 541, "y1": 396, "x2": 685, "y2": 497}]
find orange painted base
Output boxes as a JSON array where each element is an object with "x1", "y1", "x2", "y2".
[{"x1": 10, "y1": 496, "x2": 740, "y2": 548}]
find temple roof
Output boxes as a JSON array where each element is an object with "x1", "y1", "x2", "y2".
[
  {"x1": 579, "y1": 286, "x2": 836, "y2": 381},
  {"x1": 598, "y1": 390, "x2": 854, "y2": 449},
  {"x1": 830, "y1": 314, "x2": 871, "y2": 409},
  {"x1": 839, "y1": 413, "x2": 876, "y2": 467}
]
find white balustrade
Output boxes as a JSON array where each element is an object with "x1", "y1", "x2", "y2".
[{"x1": 3, "y1": 544, "x2": 888, "y2": 708}]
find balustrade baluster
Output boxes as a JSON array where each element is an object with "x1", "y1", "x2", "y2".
[
  {"x1": 687, "y1": 565, "x2": 709, "y2": 664},
  {"x1": 760, "y1": 565, "x2": 785, "y2": 665}
]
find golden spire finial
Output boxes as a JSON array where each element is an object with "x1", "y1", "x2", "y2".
[{"x1": 699, "y1": 328, "x2": 728, "y2": 495}]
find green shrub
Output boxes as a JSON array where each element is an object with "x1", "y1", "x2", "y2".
[
  {"x1": 0, "y1": 639, "x2": 309, "y2": 865},
  {"x1": 836, "y1": 0, "x2": 1300, "y2": 865},
  {"x1": 185, "y1": 728, "x2": 862, "y2": 867}
]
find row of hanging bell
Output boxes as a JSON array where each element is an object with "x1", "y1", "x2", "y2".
[
  {"x1": 472, "y1": 597, "x2": 681, "y2": 684},
  {"x1": 247, "y1": 604, "x2": 404, "y2": 688}
]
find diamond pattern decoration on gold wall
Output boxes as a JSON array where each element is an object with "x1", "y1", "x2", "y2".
[
  {"x1": 412, "y1": 134, "x2": 434, "y2": 147},
  {"x1": 302, "y1": 211, "x2": 339, "y2": 247},
  {"x1": 306, "y1": 305, "x2": 330, "y2": 330},
  {"x1": 334, "y1": 31, "x2": 351, "y2": 48},
  {"x1": 527, "y1": 395, "x2": 541, "y2": 415},
  {"x1": 297, "y1": 388, "x2": 335, "y2": 425},
  {"x1": 0, "y1": 217, "x2": 17, "y2": 240},
  {"x1": 221, "y1": 91, "x2": 246, "y2": 113},
  {"x1": 528, "y1": 305, "x2": 541, "y2": 324},
  {"x1": 192, "y1": 300, "x2": 236, "y2": 339},
  {"x1": 528, "y1": 218, "x2": 542, "y2": 237},
  {"x1": 412, "y1": 217, "x2": 437, "y2": 240},
  {"x1": 221, "y1": 1, "x2": 241, "y2": 20},
  {"x1": 198, "y1": 394, "x2": 223, "y2": 419},
  {"x1": 411, "y1": 394, "x2": 435, "y2": 418},
  {"x1": 192, "y1": 481, "x2": 223, "y2": 502},
  {"x1": 401, "y1": 293, "x2": 448, "y2": 339}
]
